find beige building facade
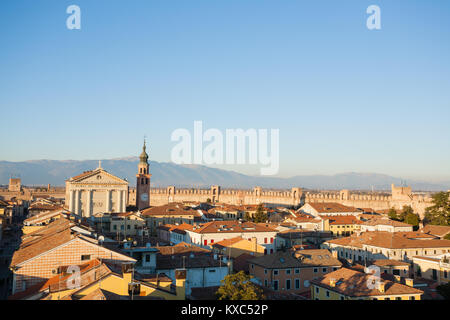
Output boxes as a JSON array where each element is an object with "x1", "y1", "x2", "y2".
[{"x1": 65, "y1": 163, "x2": 128, "y2": 217}]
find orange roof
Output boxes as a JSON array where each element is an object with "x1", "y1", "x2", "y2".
[
  {"x1": 361, "y1": 218, "x2": 412, "y2": 228},
  {"x1": 211, "y1": 237, "x2": 246, "y2": 249},
  {"x1": 190, "y1": 221, "x2": 277, "y2": 234},
  {"x1": 321, "y1": 215, "x2": 362, "y2": 225},
  {"x1": 421, "y1": 225, "x2": 450, "y2": 237},
  {"x1": 8, "y1": 259, "x2": 108, "y2": 300},
  {"x1": 326, "y1": 231, "x2": 450, "y2": 249},
  {"x1": 11, "y1": 219, "x2": 74, "y2": 266},
  {"x1": 306, "y1": 203, "x2": 361, "y2": 214},
  {"x1": 141, "y1": 203, "x2": 200, "y2": 217},
  {"x1": 311, "y1": 268, "x2": 423, "y2": 297}
]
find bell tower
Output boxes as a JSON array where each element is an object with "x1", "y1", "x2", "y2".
[{"x1": 136, "y1": 139, "x2": 151, "y2": 210}]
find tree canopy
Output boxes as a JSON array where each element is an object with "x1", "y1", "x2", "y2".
[
  {"x1": 424, "y1": 192, "x2": 450, "y2": 226},
  {"x1": 216, "y1": 271, "x2": 265, "y2": 300},
  {"x1": 253, "y1": 204, "x2": 268, "y2": 223}
]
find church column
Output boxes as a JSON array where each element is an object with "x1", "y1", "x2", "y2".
[
  {"x1": 86, "y1": 190, "x2": 92, "y2": 217},
  {"x1": 121, "y1": 190, "x2": 126, "y2": 212},
  {"x1": 117, "y1": 190, "x2": 122, "y2": 213},
  {"x1": 69, "y1": 190, "x2": 74, "y2": 212},
  {"x1": 106, "y1": 190, "x2": 111, "y2": 212},
  {"x1": 75, "y1": 189, "x2": 80, "y2": 215}
]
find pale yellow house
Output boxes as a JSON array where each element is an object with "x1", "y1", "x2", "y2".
[
  {"x1": 211, "y1": 236, "x2": 266, "y2": 258},
  {"x1": 413, "y1": 254, "x2": 450, "y2": 285}
]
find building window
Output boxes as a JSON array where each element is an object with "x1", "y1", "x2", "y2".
[
  {"x1": 145, "y1": 254, "x2": 150, "y2": 262},
  {"x1": 313, "y1": 268, "x2": 318, "y2": 273},
  {"x1": 295, "y1": 279, "x2": 300, "y2": 289},
  {"x1": 264, "y1": 269, "x2": 268, "y2": 275},
  {"x1": 273, "y1": 280, "x2": 279, "y2": 291},
  {"x1": 264, "y1": 238, "x2": 268, "y2": 244},
  {"x1": 322, "y1": 267, "x2": 327, "y2": 273},
  {"x1": 204, "y1": 240, "x2": 207, "y2": 246},
  {"x1": 315, "y1": 287, "x2": 319, "y2": 294},
  {"x1": 286, "y1": 269, "x2": 291, "y2": 275},
  {"x1": 81, "y1": 255, "x2": 91, "y2": 261},
  {"x1": 410, "y1": 296, "x2": 415, "y2": 300},
  {"x1": 264, "y1": 279, "x2": 268, "y2": 287},
  {"x1": 326, "y1": 290, "x2": 330, "y2": 297},
  {"x1": 341, "y1": 296, "x2": 345, "y2": 300},
  {"x1": 295, "y1": 268, "x2": 300, "y2": 274},
  {"x1": 270, "y1": 238, "x2": 274, "y2": 243},
  {"x1": 286, "y1": 279, "x2": 291, "y2": 290},
  {"x1": 273, "y1": 269, "x2": 279, "y2": 276},
  {"x1": 396, "y1": 297, "x2": 401, "y2": 300}
]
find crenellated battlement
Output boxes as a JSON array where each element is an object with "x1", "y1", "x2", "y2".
[{"x1": 128, "y1": 184, "x2": 433, "y2": 218}]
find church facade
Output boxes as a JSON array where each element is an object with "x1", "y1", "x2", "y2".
[{"x1": 65, "y1": 162, "x2": 129, "y2": 217}]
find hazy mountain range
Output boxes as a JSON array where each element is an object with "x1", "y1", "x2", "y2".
[{"x1": 0, "y1": 158, "x2": 449, "y2": 191}]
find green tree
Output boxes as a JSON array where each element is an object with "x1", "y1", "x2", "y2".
[
  {"x1": 206, "y1": 198, "x2": 212, "y2": 203},
  {"x1": 444, "y1": 233, "x2": 450, "y2": 241},
  {"x1": 398, "y1": 205, "x2": 414, "y2": 222},
  {"x1": 253, "y1": 204, "x2": 268, "y2": 223},
  {"x1": 388, "y1": 208, "x2": 398, "y2": 220},
  {"x1": 404, "y1": 212, "x2": 420, "y2": 228},
  {"x1": 244, "y1": 211, "x2": 252, "y2": 222},
  {"x1": 216, "y1": 271, "x2": 265, "y2": 300},
  {"x1": 424, "y1": 192, "x2": 450, "y2": 226}
]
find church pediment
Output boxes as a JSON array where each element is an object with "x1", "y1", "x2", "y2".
[{"x1": 70, "y1": 169, "x2": 128, "y2": 185}]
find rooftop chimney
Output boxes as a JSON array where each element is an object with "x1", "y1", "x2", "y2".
[
  {"x1": 378, "y1": 281, "x2": 386, "y2": 293},
  {"x1": 404, "y1": 278, "x2": 414, "y2": 287},
  {"x1": 329, "y1": 278, "x2": 336, "y2": 287}
]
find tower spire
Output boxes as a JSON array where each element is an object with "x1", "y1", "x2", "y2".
[{"x1": 139, "y1": 137, "x2": 149, "y2": 164}]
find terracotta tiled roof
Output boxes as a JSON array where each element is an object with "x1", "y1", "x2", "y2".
[
  {"x1": 69, "y1": 170, "x2": 96, "y2": 181},
  {"x1": 288, "y1": 214, "x2": 321, "y2": 223},
  {"x1": 141, "y1": 203, "x2": 200, "y2": 217},
  {"x1": 24, "y1": 209, "x2": 65, "y2": 224},
  {"x1": 421, "y1": 225, "x2": 450, "y2": 238},
  {"x1": 321, "y1": 215, "x2": 362, "y2": 225},
  {"x1": 361, "y1": 218, "x2": 412, "y2": 227},
  {"x1": 11, "y1": 219, "x2": 74, "y2": 267},
  {"x1": 249, "y1": 249, "x2": 342, "y2": 269},
  {"x1": 190, "y1": 221, "x2": 277, "y2": 234},
  {"x1": 372, "y1": 259, "x2": 410, "y2": 267},
  {"x1": 233, "y1": 253, "x2": 254, "y2": 273},
  {"x1": 306, "y1": 203, "x2": 361, "y2": 214},
  {"x1": 326, "y1": 231, "x2": 450, "y2": 249},
  {"x1": 156, "y1": 246, "x2": 223, "y2": 269},
  {"x1": 8, "y1": 259, "x2": 110, "y2": 299},
  {"x1": 211, "y1": 237, "x2": 246, "y2": 249},
  {"x1": 311, "y1": 268, "x2": 423, "y2": 297}
]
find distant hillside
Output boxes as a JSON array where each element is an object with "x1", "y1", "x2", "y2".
[{"x1": 0, "y1": 158, "x2": 449, "y2": 191}]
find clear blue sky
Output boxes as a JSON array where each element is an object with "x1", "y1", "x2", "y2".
[{"x1": 1, "y1": 0, "x2": 449, "y2": 180}]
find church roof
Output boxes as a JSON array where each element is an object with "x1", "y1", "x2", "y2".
[{"x1": 67, "y1": 167, "x2": 128, "y2": 184}]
